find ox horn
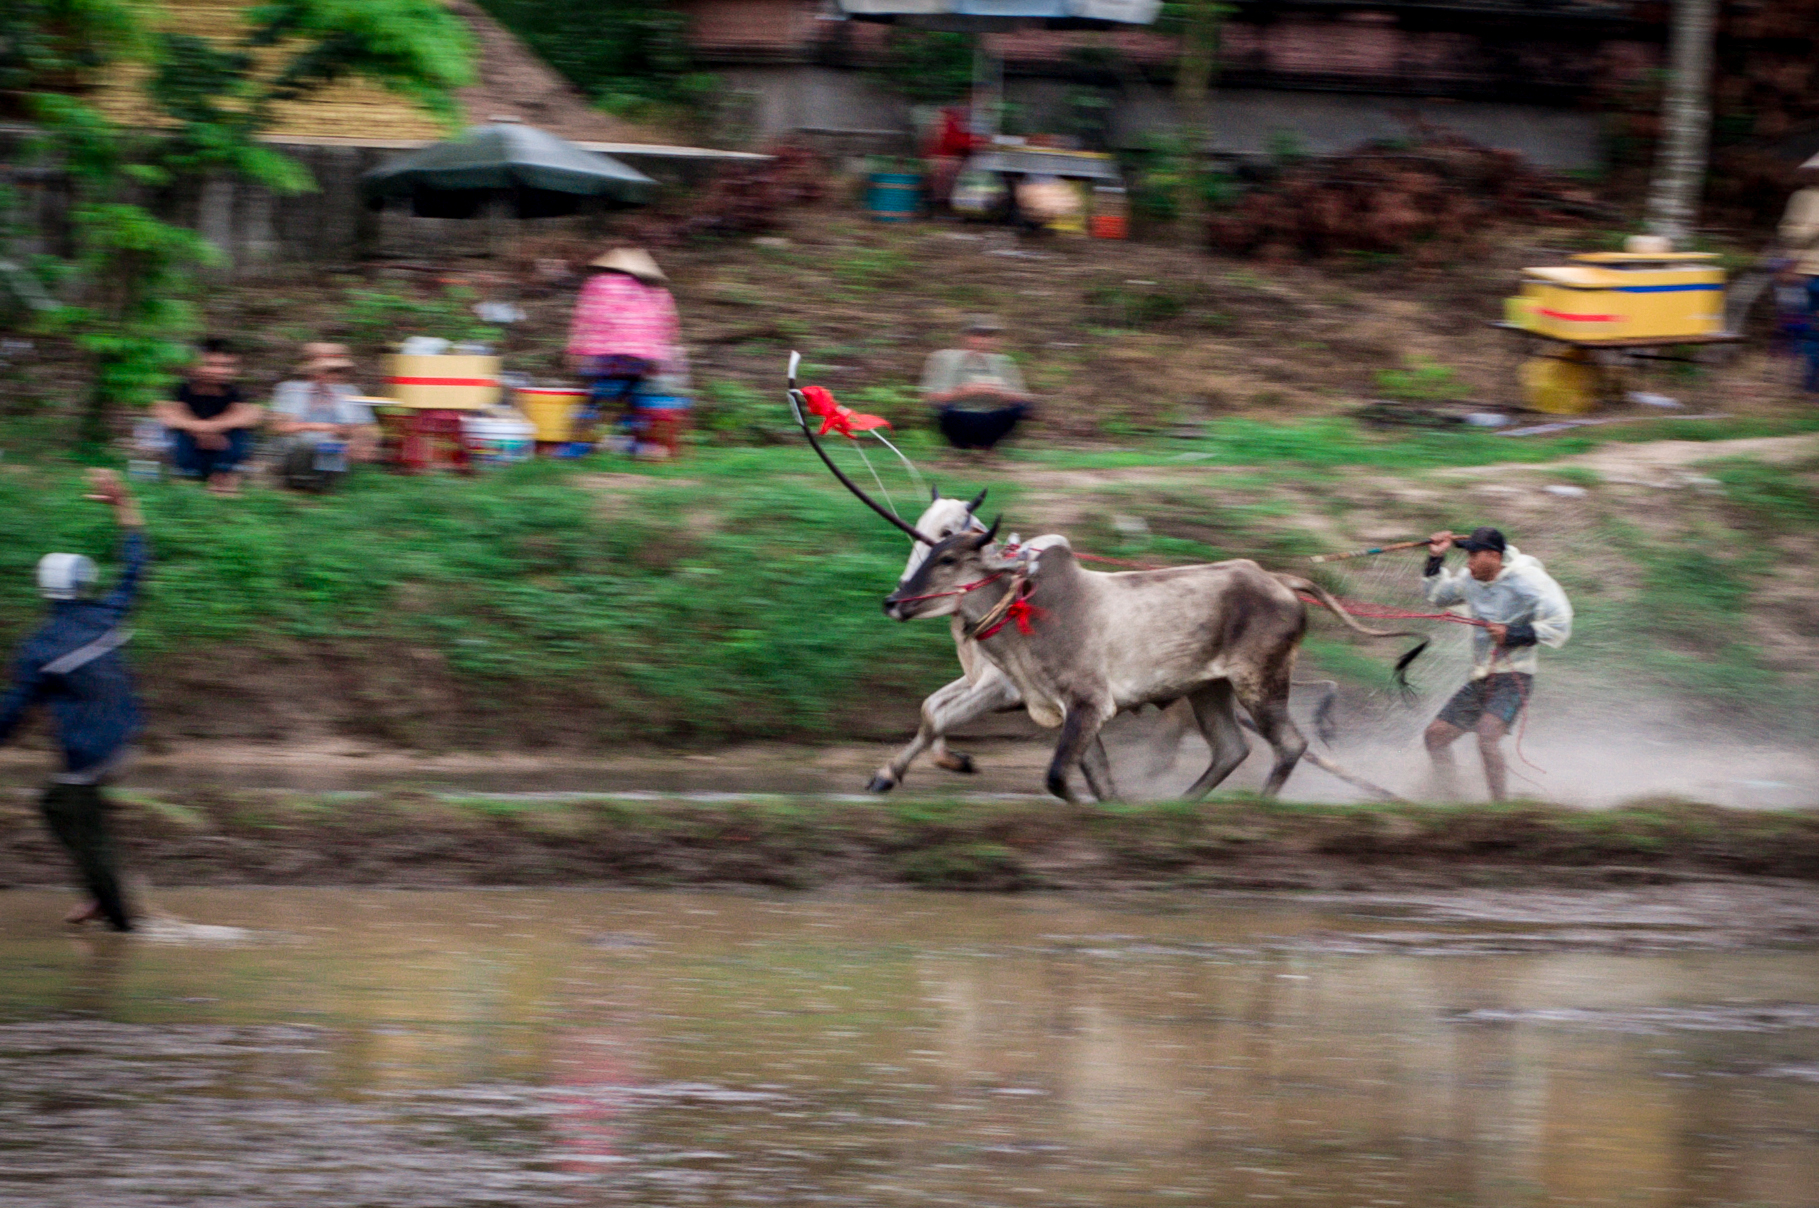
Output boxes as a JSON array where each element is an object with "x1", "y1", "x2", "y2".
[
  {"x1": 966, "y1": 487, "x2": 987, "y2": 512},
  {"x1": 930, "y1": 485, "x2": 941, "y2": 501},
  {"x1": 976, "y1": 514, "x2": 1002, "y2": 545},
  {"x1": 787, "y1": 354, "x2": 935, "y2": 545}
]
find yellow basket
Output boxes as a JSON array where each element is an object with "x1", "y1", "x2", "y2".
[{"x1": 516, "y1": 387, "x2": 590, "y2": 442}]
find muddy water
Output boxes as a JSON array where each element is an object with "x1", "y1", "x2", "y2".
[{"x1": 2, "y1": 890, "x2": 1817, "y2": 1207}]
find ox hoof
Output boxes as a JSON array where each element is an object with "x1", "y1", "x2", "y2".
[
  {"x1": 935, "y1": 753, "x2": 977, "y2": 775},
  {"x1": 866, "y1": 775, "x2": 898, "y2": 794}
]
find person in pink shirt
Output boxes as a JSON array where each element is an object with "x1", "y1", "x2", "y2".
[{"x1": 566, "y1": 247, "x2": 681, "y2": 425}]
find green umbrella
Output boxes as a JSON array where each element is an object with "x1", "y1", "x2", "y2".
[{"x1": 361, "y1": 121, "x2": 657, "y2": 218}]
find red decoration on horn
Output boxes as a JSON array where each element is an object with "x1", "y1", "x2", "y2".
[{"x1": 799, "y1": 385, "x2": 892, "y2": 439}]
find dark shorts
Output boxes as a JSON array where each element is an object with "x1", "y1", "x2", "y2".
[{"x1": 1436, "y1": 673, "x2": 1532, "y2": 730}]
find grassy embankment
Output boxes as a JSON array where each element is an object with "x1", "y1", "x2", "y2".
[
  {"x1": 3, "y1": 789, "x2": 1815, "y2": 891},
  {"x1": 3, "y1": 410, "x2": 1817, "y2": 750}
]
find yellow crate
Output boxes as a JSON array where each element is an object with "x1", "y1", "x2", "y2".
[
  {"x1": 381, "y1": 355, "x2": 501, "y2": 410},
  {"x1": 1508, "y1": 252, "x2": 1724, "y2": 343}
]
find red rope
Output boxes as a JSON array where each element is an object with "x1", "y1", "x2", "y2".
[
  {"x1": 1291, "y1": 593, "x2": 1543, "y2": 776},
  {"x1": 1074, "y1": 551, "x2": 1165, "y2": 569},
  {"x1": 992, "y1": 543, "x2": 1542, "y2": 774},
  {"x1": 975, "y1": 580, "x2": 1043, "y2": 640},
  {"x1": 890, "y1": 572, "x2": 1004, "y2": 606},
  {"x1": 1295, "y1": 594, "x2": 1490, "y2": 628}
]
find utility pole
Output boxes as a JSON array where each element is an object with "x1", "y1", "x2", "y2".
[{"x1": 1644, "y1": 0, "x2": 1717, "y2": 247}]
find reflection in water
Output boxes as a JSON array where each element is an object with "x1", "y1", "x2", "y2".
[{"x1": 0, "y1": 889, "x2": 1816, "y2": 1206}]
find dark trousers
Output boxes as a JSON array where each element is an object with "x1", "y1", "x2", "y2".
[
  {"x1": 170, "y1": 428, "x2": 253, "y2": 479},
  {"x1": 39, "y1": 782, "x2": 133, "y2": 931},
  {"x1": 936, "y1": 403, "x2": 1029, "y2": 450},
  {"x1": 1804, "y1": 276, "x2": 1819, "y2": 393}
]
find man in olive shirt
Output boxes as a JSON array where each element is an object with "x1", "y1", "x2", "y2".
[{"x1": 920, "y1": 315, "x2": 1035, "y2": 451}]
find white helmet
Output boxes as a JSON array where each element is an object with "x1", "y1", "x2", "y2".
[{"x1": 37, "y1": 553, "x2": 97, "y2": 601}]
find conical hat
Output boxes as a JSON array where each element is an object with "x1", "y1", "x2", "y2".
[{"x1": 588, "y1": 247, "x2": 666, "y2": 283}]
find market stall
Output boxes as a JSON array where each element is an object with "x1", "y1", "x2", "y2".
[{"x1": 953, "y1": 145, "x2": 1126, "y2": 235}]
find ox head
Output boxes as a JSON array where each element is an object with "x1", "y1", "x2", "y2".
[
  {"x1": 902, "y1": 486, "x2": 989, "y2": 583},
  {"x1": 884, "y1": 515, "x2": 1003, "y2": 621}
]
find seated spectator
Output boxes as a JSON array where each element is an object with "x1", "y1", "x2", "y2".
[
  {"x1": 920, "y1": 315, "x2": 1035, "y2": 452},
  {"x1": 269, "y1": 343, "x2": 379, "y2": 492},
  {"x1": 152, "y1": 339, "x2": 263, "y2": 495}
]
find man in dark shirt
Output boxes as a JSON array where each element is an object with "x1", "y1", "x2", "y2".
[
  {"x1": 153, "y1": 338, "x2": 263, "y2": 495},
  {"x1": 0, "y1": 470, "x2": 149, "y2": 931}
]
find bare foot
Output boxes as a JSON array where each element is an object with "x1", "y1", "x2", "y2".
[
  {"x1": 64, "y1": 900, "x2": 104, "y2": 925},
  {"x1": 207, "y1": 472, "x2": 242, "y2": 496}
]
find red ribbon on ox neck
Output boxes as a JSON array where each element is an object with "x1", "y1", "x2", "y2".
[
  {"x1": 975, "y1": 581, "x2": 1044, "y2": 640},
  {"x1": 799, "y1": 384, "x2": 892, "y2": 440}
]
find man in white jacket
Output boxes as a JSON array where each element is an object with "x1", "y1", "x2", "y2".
[{"x1": 1420, "y1": 527, "x2": 1573, "y2": 800}]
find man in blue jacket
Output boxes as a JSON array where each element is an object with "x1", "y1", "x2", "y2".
[{"x1": 0, "y1": 470, "x2": 148, "y2": 931}]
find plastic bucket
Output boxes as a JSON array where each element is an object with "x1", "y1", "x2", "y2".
[
  {"x1": 1090, "y1": 185, "x2": 1128, "y2": 239},
  {"x1": 462, "y1": 414, "x2": 536, "y2": 466},
  {"x1": 866, "y1": 172, "x2": 922, "y2": 222},
  {"x1": 516, "y1": 387, "x2": 589, "y2": 443}
]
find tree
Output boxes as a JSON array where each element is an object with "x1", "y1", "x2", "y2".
[
  {"x1": 0, "y1": 0, "x2": 143, "y2": 119},
  {"x1": 1167, "y1": 0, "x2": 1227, "y2": 152},
  {"x1": 10, "y1": 0, "x2": 474, "y2": 442},
  {"x1": 1644, "y1": 0, "x2": 1717, "y2": 246},
  {"x1": 474, "y1": 0, "x2": 716, "y2": 116},
  {"x1": 1155, "y1": 0, "x2": 1232, "y2": 230},
  {"x1": 875, "y1": 28, "x2": 976, "y2": 107}
]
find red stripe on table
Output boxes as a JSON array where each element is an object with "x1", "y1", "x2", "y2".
[
  {"x1": 1537, "y1": 309, "x2": 1620, "y2": 322},
  {"x1": 386, "y1": 376, "x2": 497, "y2": 387}
]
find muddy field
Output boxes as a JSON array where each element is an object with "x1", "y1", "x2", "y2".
[
  {"x1": 3, "y1": 887, "x2": 1818, "y2": 1207},
  {"x1": 3, "y1": 789, "x2": 1817, "y2": 915}
]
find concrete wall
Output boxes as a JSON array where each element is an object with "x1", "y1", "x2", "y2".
[
  {"x1": 1107, "y1": 88, "x2": 1605, "y2": 171},
  {"x1": 714, "y1": 65, "x2": 915, "y2": 153},
  {"x1": 706, "y1": 64, "x2": 1602, "y2": 172}
]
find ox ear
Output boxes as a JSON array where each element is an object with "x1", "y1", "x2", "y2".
[
  {"x1": 966, "y1": 488, "x2": 987, "y2": 512},
  {"x1": 930, "y1": 485, "x2": 940, "y2": 502}
]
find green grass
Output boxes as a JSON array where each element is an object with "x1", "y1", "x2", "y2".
[
  {"x1": 4, "y1": 412, "x2": 1816, "y2": 745},
  {"x1": 1374, "y1": 357, "x2": 1461, "y2": 402},
  {"x1": 0, "y1": 450, "x2": 957, "y2": 743},
  {"x1": 1705, "y1": 455, "x2": 1819, "y2": 535}
]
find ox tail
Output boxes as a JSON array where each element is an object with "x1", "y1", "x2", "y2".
[{"x1": 1274, "y1": 574, "x2": 1430, "y2": 696}]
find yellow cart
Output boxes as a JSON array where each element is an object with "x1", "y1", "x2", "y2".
[{"x1": 1497, "y1": 251, "x2": 1739, "y2": 414}]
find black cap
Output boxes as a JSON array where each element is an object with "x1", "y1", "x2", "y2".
[{"x1": 1455, "y1": 526, "x2": 1506, "y2": 554}]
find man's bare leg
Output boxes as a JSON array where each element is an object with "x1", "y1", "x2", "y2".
[
  {"x1": 1423, "y1": 718, "x2": 1466, "y2": 799},
  {"x1": 64, "y1": 899, "x2": 104, "y2": 925},
  {"x1": 1474, "y1": 716, "x2": 1511, "y2": 801}
]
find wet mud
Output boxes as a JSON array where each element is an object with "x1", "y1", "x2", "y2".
[
  {"x1": 3, "y1": 788, "x2": 1817, "y2": 909},
  {"x1": 2, "y1": 889, "x2": 1817, "y2": 1207}
]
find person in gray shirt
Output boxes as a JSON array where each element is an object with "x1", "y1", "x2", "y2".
[
  {"x1": 920, "y1": 315, "x2": 1035, "y2": 451},
  {"x1": 270, "y1": 343, "x2": 379, "y2": 489},
  {"x1": 1420, "y1": 526, "x2": 1573, "y2": 801}
]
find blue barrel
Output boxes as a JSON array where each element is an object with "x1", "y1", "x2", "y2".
[{"x1": 866, "y1": 172, "x2": 922, "y2": 222}]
